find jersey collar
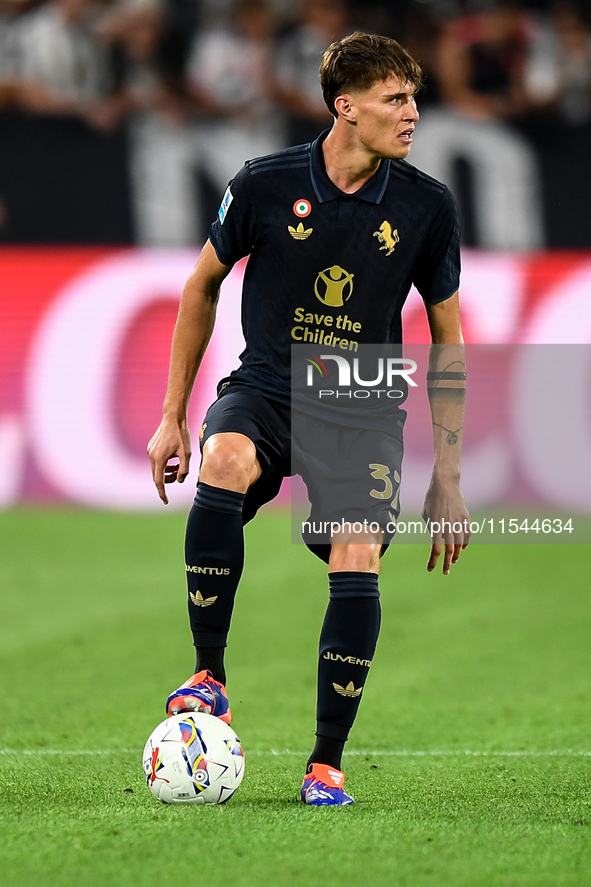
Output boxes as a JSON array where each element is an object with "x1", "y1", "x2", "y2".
[{"x1": 309, "y1": 130, "x2": 391, "y2": 204}]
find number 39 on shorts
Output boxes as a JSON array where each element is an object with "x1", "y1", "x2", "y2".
[{"x1": 368, "y1": 463, "x2": 400, "y2": 509}]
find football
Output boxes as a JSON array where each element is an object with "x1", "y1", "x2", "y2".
[{"x1": 143, "y1": 712, "x2": 245, "y2": 805}]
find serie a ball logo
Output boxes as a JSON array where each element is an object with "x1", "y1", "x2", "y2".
[{"x1": 314, "y1": 265, "x2": 354, "y2": 307}]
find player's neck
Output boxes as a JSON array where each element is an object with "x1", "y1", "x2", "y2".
[{"x1": 322, "y1": 124, "x2": 382, "y2": 195}]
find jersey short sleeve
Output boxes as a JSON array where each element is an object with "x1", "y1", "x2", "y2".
[
  {"x1": 209, "y1": 164, "x2": 256, "y2": 267},
  {"x1": 412, "y1": 186, "x2": 461, "y2": 303}
]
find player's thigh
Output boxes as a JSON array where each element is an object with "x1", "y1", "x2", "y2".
[
  {"x1": 298, "y1": 424, "x2": 403, "y2": 524},
  {"x1": 198, "y1": 386, "x2": 290, "y2": 500},
  {"x1": 296, "y1": 420, "x2": 403, "y2": 561}
]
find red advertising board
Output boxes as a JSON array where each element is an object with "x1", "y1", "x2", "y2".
[{"x1": 1, "y1": 248, "x2": 590, "y2": 510}]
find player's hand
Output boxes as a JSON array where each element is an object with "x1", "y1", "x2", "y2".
[
  {"x1": 421, "y1": 476, "x2": 470, "y2": 575},
  {"x1": 147, "y1": 417, "x2": 192, "y2": 505}
]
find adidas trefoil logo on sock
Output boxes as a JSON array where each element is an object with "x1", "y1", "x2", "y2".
[
  {"x1": 333, "y1": 681, "x2": 362, "y2": 698},
  {"x1": 189, "y1": 590, "x2": 218, "y2": 607}
]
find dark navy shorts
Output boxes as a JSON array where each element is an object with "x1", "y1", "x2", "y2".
[
  {"x1": 198, "y1": 382, "x2": 403, "y2": 563},
  {"x1": 198, "y1": 383, "x2": 291, "y2": 526}
]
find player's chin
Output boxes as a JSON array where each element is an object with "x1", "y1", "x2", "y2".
[
  {"x1": 396, "y1": 138, "x2": 413, "y2": 158},
  {"x1": 386, "y1": 139, "x2": 413, "y2": 160}
]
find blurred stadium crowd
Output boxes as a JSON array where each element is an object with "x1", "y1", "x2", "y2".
[{"x1": 0, "y1": 0, "x2": 590, "y2": 246}]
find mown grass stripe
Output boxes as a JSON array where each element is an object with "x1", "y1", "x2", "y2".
[{"x1": 3, "y1": 748, "x2": 591, "y2": 757}]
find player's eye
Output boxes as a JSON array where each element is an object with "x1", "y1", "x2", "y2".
[{"x1": 391, "y1": 95, "x2": 415, "y2": 105}]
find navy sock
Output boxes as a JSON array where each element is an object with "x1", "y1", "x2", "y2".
[
  {"x1": 306, "y1": 735, "x2": 346, "y2": 772},
  {"x1": 314, "y1": 572, "x2": 381, "y2": 743},
  {"x1": 185, "y1": 482, "x2": 245, "y2": 651},
  {"x1": 195, "y1": 646, "x2": 226, "y2": 686}
]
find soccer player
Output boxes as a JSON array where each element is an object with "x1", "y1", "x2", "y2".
[{"x1": 148, "y1": 32, "x2": 470, "y2": 806}]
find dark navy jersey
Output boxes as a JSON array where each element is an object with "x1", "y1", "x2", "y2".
[{"x1": 209, "y1": 130, "x2": 460, "y2": 407}]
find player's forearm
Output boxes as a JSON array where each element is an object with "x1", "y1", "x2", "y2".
[
  {"x1": 161, "y1": 242, "x2": 231, "y2": 422},
  {"x1": 162, "y1": 277, "x2": 220, "y2": 422},
  {"x1": 427, "y1": 343, "x2": 466, "y2": 480}
]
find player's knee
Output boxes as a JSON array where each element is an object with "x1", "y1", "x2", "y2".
[
  {"x1": 201, "y1": 434, "x2": 259, "y2": 492},
  {"x1": 329, "y1": 543, "x2": 381, "y2": 574}
]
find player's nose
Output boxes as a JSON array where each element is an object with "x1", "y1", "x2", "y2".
[{"x1": 406, "y1": 99, "x2": 419, "y2": 121}]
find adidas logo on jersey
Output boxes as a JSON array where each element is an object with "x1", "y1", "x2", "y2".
[{"x1": 288, "y1": 222, "x2": 313, "y2": 240}]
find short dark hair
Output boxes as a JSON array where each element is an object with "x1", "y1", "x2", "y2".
[{"x1": 320, "y1": 32, "x2": 423, "y2": 117}]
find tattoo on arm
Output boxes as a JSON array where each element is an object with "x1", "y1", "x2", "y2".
[
  {"x1": 426, "y1": 371, "x2": 467, "y2": 381},
  {"x1": 427, "y1": 361, "x2": 466, "y2": 386},
  {"x1": 428, "y1": 359, "x2": 466, "y2": 443},
  {"x1": 427, "y1": 361, "x2": 466, "y2": 399},
  {"x1": 432, "y1": 422, "x2": 463, "y2": 445}
]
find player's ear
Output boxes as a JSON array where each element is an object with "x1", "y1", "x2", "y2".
[{"x1": 334, "y1": 94, "x2": 356, "y2": 123}]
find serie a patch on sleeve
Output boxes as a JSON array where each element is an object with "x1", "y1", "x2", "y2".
[{"x1": 217, "y1": 186, "x2": 234, "y2": 225}]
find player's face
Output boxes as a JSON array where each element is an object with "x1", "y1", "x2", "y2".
[{"x1": 346, "y1": 76, "x2": 420, "y2": 160}]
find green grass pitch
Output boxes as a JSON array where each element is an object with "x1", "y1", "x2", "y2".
[{"x1": 1, "y1": 508, "x2": 590, "y2": 887}]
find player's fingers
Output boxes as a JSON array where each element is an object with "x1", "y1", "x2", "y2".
[
  {"x1": 153, "y1": 468, "x2": 169, "y2": 505},
  {"x1": 462, "y1": 520, "x2": 472, "y2": 548},
  {"x1": 427, "y1": 543, "x2": 441, "y2": 572},
  {"x1": 442, "y1": 516, "x2": 456, "y2": 542},
  {"x1": 442, "y1": 543, "x2": 454, "y2": 575},
  {"x1": 451, "y1": 541, "x2": 463, "y2": 564},
  {"x1": 452, "y1": 524, "x2": 467, "y2": 558},
  {"x1": 178, "y1": 450, "x2": 191, "y2": 484},
  {"x1": 164, "y1": 464, "x2": 179, "y2": 484},
  {"x1": 422, "y1": 509, "x2": 441, "y2": 545}
]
